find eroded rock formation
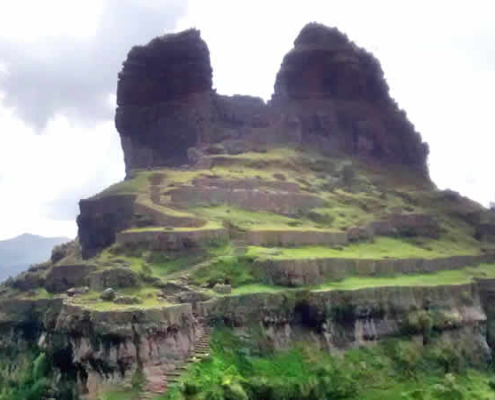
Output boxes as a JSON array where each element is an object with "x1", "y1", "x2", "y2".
[{"x1": 115, "y1": 23, "x2": 429, "y2": 176}]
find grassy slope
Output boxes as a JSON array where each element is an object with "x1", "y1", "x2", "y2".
[
  {"x1": 248, "y1": 236, "x2": 482, "y2": 260},
  {"x1": 229, "y1": 262, "x2": 495, "y2": 295}
]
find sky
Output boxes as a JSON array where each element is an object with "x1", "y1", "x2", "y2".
[{"x1": 0, "y1": 0, "x2": 494, "y2": 240}]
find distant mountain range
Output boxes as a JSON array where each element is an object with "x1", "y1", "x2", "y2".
[{"x1": 0, "y1": 234, "x2": 70, "y2": 283}]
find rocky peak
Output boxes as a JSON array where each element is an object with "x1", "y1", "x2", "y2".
[
  {"x1": 272, "y1": 23, "x2": 429, "y2": 174},
  {"x1": 114, "y1": 23, "x2": 429, "y2": 177},
  {"x1": 117, "y1": 29, "x2": 212, "y2": 106},
  {"x1": 273, "y1": 22, "x2": 389, "y2": 103}
]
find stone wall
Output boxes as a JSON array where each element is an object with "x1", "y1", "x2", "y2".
[
  {"x1": 254, "y1": 254, "x2": 495, "y2": 286},
  {"x1": 134, "y1": 202, "x2": 205, "y2": 228},
  {"x1": 170, "y1": 186, "x2": 324, "y2": 215},
  {"x1": 77, "y1": 194, "x2": 137, "y2": 258},
  {"x1": 192, "y1": 177, "x2": 300, "y2": 192},
  {"x1": 44, "y1": 264, "x2": 97, "y2": 293},
  {"x1": 245, "y1": 229, "x2": 347, "y2": 247},
  {"x1": 88, "y1": 267, "x2": 140, "y2": 291},
  {"x1": 116, "y1": 228, "x2": 228, "y2": 251}
]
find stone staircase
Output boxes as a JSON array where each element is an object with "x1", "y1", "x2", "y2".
[
  {"x1": 165, "y1": 258, "x2": 218, "y2": 284},
  {"x1": 232, "y1": 239, "x2": 248, "y2": 256},
  {"x1": 139, "y1": 322, "x2": 213, "y2": 399}
]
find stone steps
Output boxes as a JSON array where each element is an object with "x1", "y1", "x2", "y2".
[
  {"x1": 165, "y1": 258, "x2": 219, "y2": 282},
  {"x1": 140, "y1": 323, "x2": 213, "y2": 399}
]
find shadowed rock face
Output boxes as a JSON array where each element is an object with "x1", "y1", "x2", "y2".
[
  {"x1": 272, "y1": 23, "x2": 428, "y2": 172},
  {"x1": 116, "y1": 29, "x2": 213, "y2": 173},
  {"x1": 115, "y1": 23, "x2": 429, "y2": 176}
]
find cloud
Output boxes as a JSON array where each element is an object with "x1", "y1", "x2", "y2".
[
  {"x1": 0, "y1": 0, "x2": 187, "y2": 239},
  {"x1": 0, "y1": 0, "x2": 187, "y2": 129}
]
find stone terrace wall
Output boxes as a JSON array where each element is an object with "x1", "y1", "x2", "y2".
[
  {"x1": 245, "y1": 229, "x2": 347, "y2": 247},
  {"x1": 77, "y1": 194, "x2": 137, "y2": 258},
  {"x1": 44, "y1": 264, "x2": 97, "y2": 293},
  {"x1": 192, "y1": 177, "x2": 300, "y2": 192},
  {"x1": 254, "y1": 254, "x2": 495, "y2": 286},
  {"x1": 116, "y1": 228, "x2": 228, "y2": 251},
  {"x1": 170, "y1": 186, "x2": 324, "y2": 215},
  {"x1": 134, "y1": 202, "x2": 205, "y2": 228}
]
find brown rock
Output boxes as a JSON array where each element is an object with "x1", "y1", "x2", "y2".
[{"x1": 114, "y1": 23, "x2": 430, "y2": 178}]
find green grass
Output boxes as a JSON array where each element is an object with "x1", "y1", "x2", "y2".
[
  {"x1": 97, "y1": 389, "x2": 139, "y2": 400},
  {"x1": 19, "y1": 288, "x2": 54, "y2": 300},
  {"x1": 315, "y1": 262, "x2": 495, "y2": 291},
  {"x1": 226, "y1": 263, "x2": 495, "y2": 295},
  {"x1": 230, "y1": 284, "x2": 288, "y2": 295},
  {"x1": 192, "y1": 205, "x2": 321, "y2": 230},
  {"x1": 162, "y1": 329, "x2": 495, "y2": 400},
  {"x1": 247, "y1": 236, "x2": 482, "y2": 260},
  {"x1": 190, "y1": 256, "x2": 260, "y2": 288},
  {"x1": 123, "y1": 220, "x2": 222, "y2": 233},
  {"x1": 72, "y1": 286, "x2": 166, "y2": 311}
]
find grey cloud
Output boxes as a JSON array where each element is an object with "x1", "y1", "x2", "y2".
[{"x1": 0, "y1": 0, "x2": 187, "y2": 129}]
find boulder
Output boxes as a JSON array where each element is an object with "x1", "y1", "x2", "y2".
[
  {"x1": 213, "y1": 283, "x2": 232, "y2": 294},
  {"x1": 177, "y1": 291, "x2": 211, "y2": 304},
  {"x1": 67, "y1": 287, "x2": 89, "y2": 297},
  {"x1": 100, "y1": 288, "x2": 116, "y2": 301}
]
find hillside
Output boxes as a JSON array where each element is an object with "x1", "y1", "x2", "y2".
[
  {"x1": 0, "y1": 233, "x2": 70, "y2": 283},
  {"x1": 2, "y1": 23, "x2": 495, "y2": 400}
]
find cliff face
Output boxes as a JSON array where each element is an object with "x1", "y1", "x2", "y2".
[
  {"x1": 272, "y1": 23, "x2": 428, "y2": 172},
  {"x1": 116, "y1": 29, "x2": 213, "y2": 174},
  {"x1": 115, "y1": 23, "x2": 429, "y2": 176}
]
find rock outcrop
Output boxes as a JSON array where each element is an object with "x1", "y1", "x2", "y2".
[
  {"x1": 115, "y1": 23, "x2": 429, "y2": 177},
  {"x1": 271, "y1": 23, "x2": 428, "y2": 173}
]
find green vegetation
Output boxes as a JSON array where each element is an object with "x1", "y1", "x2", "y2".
[
  {"x1": 315, "y1": 262, "x2": 495, "y2": 291},
  {"x1": 160, "y1": 329, "x2": 495, "y2": 400},
  {"x1": 192, "y1": 205, "x2": 313, "y2": 230},
  {"x1": 225, "y1": 262, "x2": 495, "y2": 295},
  {"x1": 123, "y1": 220, "x2": 222, "y2": 233},
  {"x1": 190, "y1": 256, "x2": 261, "y2": 287},
  {"x1": 0, "y1": 349, "x2": 77, "y2": 400},
  {"x1": 248, "y1": 236, "x2": 482, "y2": 260}
]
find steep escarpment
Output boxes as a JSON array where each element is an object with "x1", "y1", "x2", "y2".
[
  {"x1": 116, "y1": 29, "x2": 213, "y2": 174},
  {"x1": 272, "y1": 23, "x2": 429, "y2": 173},
  {"x1": 115, "y1": 23, "x2": 428, "y2": 176}
]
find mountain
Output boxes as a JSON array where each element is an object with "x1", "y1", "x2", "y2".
[
  {"x1": 3, "y1": 22, "x2": 495, "y2": 399},
  {"x1": 0, "y1": 233, "x2": 70, "y2": 282}
]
